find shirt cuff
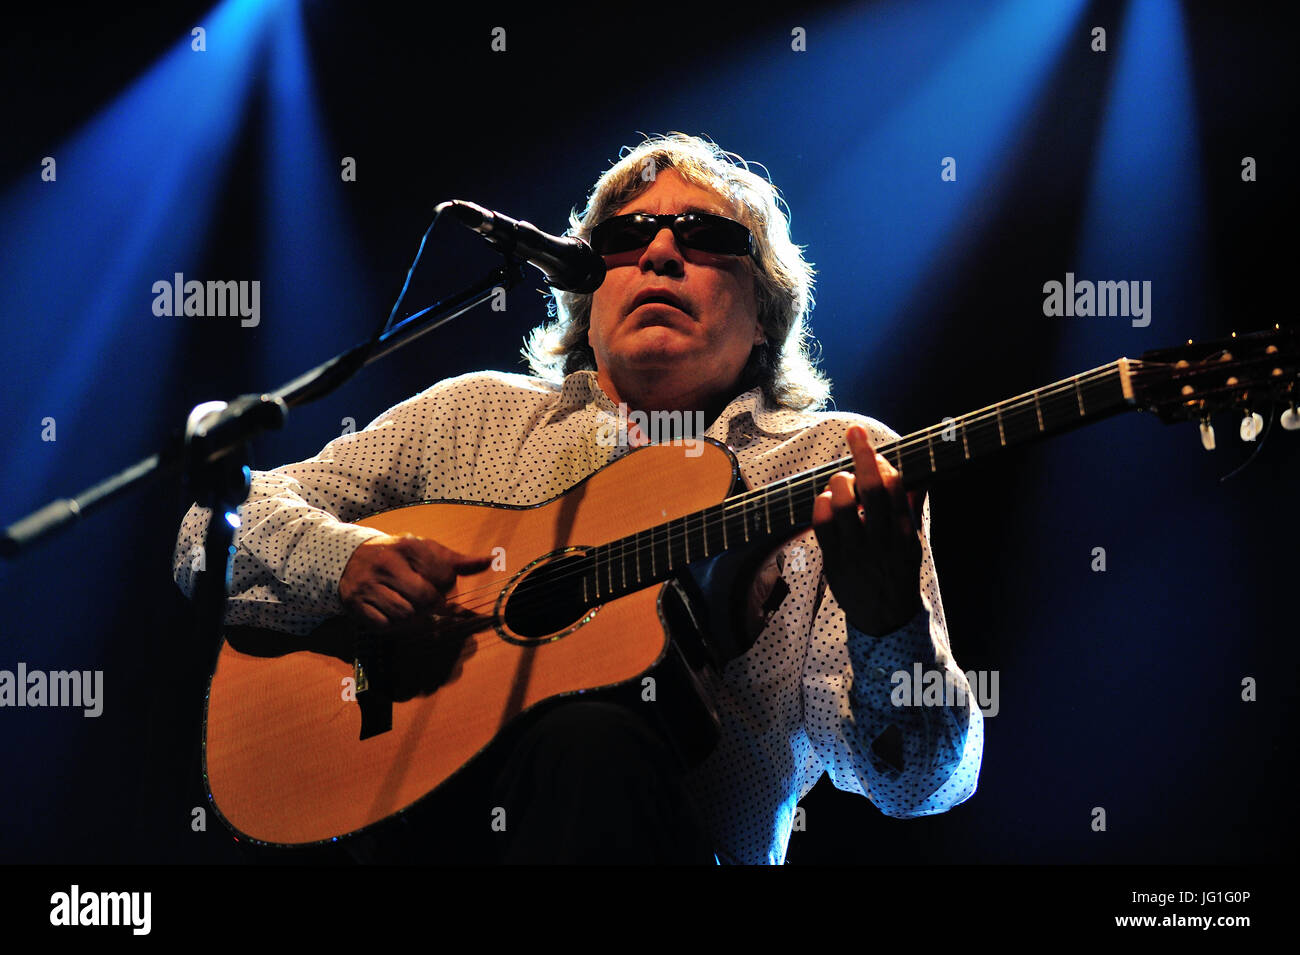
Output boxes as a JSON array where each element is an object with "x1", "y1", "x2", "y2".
[
  {"x1": 845, "y1": 607, "x2": 940, "y2": 678},
  {"x1": 237, "y1": 519, "x2": 390, "y2": 620},
  {"x1": 844, "y1": 604, "x2": 965, "y2": 745}
]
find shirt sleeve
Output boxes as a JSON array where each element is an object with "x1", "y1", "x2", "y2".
[
  {"x1": 171, "y1": 380, "x2": 464, "y2": 636},
  {"x1": 799, "y1": 489, "x2": 984, "y2": 817}
]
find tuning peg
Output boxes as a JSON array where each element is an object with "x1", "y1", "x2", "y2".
[
  {"x1": 1281, "y1": 405, "x2": 1300, "y2": 431},
  {"x1": 1200, "y1": 417, "x2": 1216, "y2": 450},
  {"x1": 1239, "y1": 411, "x2": 1264, "y2": 442}
]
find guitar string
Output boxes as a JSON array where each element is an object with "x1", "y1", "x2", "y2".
[
  {"x1": 422, "y1": 362, "x2": 1131, "y2": 617},
  {"x1": 345, "y1": 344, "x2": 1294, "y2": 644},
  {"x1": 383, "y1": 361, "x2": 1136, "y2": 622}
]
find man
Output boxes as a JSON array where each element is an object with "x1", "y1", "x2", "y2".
[{"x1": 174, "y1": 132, "x2": 982, "y2": 865}]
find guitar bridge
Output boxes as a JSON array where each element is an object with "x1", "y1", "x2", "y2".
[{"x1": 352, "y1": 657, "x2": 392, "y2": 740}]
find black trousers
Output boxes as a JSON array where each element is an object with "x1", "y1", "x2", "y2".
[{"x1": 342, "y1": 700, "x2": 717, "y2": 864}]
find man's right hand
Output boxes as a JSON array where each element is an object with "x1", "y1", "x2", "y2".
[{"x1": 339, "y1": 533, "x2": 494, "y2": 631}]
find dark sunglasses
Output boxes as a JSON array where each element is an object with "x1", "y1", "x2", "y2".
[{"x1": 588, "y1": 212, "x2": 754, "y2": 257}]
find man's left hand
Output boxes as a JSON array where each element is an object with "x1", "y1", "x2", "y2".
[{"x1": 812, "y1": 425, "x2": 924, "y2": 637}]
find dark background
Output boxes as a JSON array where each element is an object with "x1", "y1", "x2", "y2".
[{"x1": 0, "y1": 0, "x2": 1294, "y2": 868}]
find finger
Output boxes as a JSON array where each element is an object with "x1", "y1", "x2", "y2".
[
  {"x1": 883, "y1": 466, "x2": 908, "y2": 517},
  {"x1": 402, "y1": 538, "x2": 494, "y2": 591},
  {"x1": 852, "y1": 427, "x2": 919, "y2": 548},
  {"x1": 452, "y1": 553, "x2": 495, "y2": 574},
  {"x1": 903, "y1": 488, "x2": 925, "y2": 538},
  {"x1": 353, "y1": 584, "x2": 416, "y2": 629},
  {"x1": 374, "y1": 583, "x2": 419, "y2": 623},
  {"x1": 360, "y1": 545, "x2": 426, "y2": 595},
  {"x1": 856, "y1": 426, "x2": 911, "y2": 510},
  {"x1": 351, "y1": 598, "x2": 388, "y2": 630},
  {"x1": 818, "y1": 473, "x2": 869, "y2": 556},
  {"x1": 830, "y1": 459, "x2": 891, "y2": 556},
  {"x1": 846, "y1": 426, "x2": 897, "y2": 523},
  {"x1": 382, "y1": 560, "x2": 446, "y2": 613},
  {"x1": 825, "y1": 474, "x2": 892, "y2": 584},
  {"x1": 812, "y1": 483, "x2": 836, "y2": 530},
  {"x1": 812, "y1": 488, "x2": 846, "y2": 568},
  {"x1": 907, "y1": 489, "x2": 924, "y2": 521},
  {"x1": 825, "y1": 471, "x2": 858, "y2": 515},
  {"x1": 397, "y1": 538, "x2": 463, "y2": 592},
  {"x1": 846, "y1": 426, "x2": 881, "y2": 502}
]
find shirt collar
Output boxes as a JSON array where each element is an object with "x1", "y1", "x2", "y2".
[{"x1": 559, "y1": 369, "x2": 817, "y2": 436}]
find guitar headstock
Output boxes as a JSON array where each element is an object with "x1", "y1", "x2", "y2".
[{"x1": 1131, "y1": 326, "x2": 1300, "y2": 441}]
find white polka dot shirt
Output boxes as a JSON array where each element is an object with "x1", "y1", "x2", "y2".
[{"x1": 173, "y1": 369, "x2": 983, "y2": 865}]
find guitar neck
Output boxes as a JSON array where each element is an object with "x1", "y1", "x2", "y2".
[
  {"x1": 868, "y1": 357, "x2": 1136, "y2": 490},
  {"x1": 584, "y1": 360, "x2": 1136, "y2": 600}
]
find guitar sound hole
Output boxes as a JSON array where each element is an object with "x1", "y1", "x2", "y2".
[{"x1": 502, "y1": 554, "x2": 593, "y2": 640}]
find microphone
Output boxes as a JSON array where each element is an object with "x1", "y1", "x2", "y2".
[{"x1": 437, "y1": 200, "x2": 606, "y2": 293}]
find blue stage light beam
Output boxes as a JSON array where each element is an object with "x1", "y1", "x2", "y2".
[
  {"x1": 0, "y1": 0, "x2": 283, "y2": 516},
  {"x1": 1071, "y1": 0, "x2": 1207, "y2": 353},
  {"x1": 1021, "y1": 0, "x2": 1215, "y2": 838},
  {"x1": 260, "y1": 0, "x2": 369, "y2": 381},
  {"x1": 623, "y1": 0, "x2": 1087, "y2": 368},
  {"x1": 806, "y1": 0, "x2": 1089, "y2": 362}
]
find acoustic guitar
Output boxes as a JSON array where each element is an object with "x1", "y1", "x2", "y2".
[{"x1": 202, "y1": 326, "x2": 1297, "y2": 847}]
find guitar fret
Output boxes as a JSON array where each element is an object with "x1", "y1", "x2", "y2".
[{"x1": 570, "y1": 362, "x2": 1141, "y2": 602}]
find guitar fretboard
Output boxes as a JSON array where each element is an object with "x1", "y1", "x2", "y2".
[{"x1": 582, "y1": 359, "x2": 1135, "y2": 603}]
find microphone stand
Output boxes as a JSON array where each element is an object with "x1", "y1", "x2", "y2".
[{"x1": 2, "y1": 254, "x2": 528, "y2": 652}]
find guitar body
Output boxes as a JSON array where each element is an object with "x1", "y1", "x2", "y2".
[
  {"x1": 203, "y1": 438, "x2": 772, "y2": 847},
  {"x1": 196, "y1": 326, "x2": 1299, "y2": 849}
]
